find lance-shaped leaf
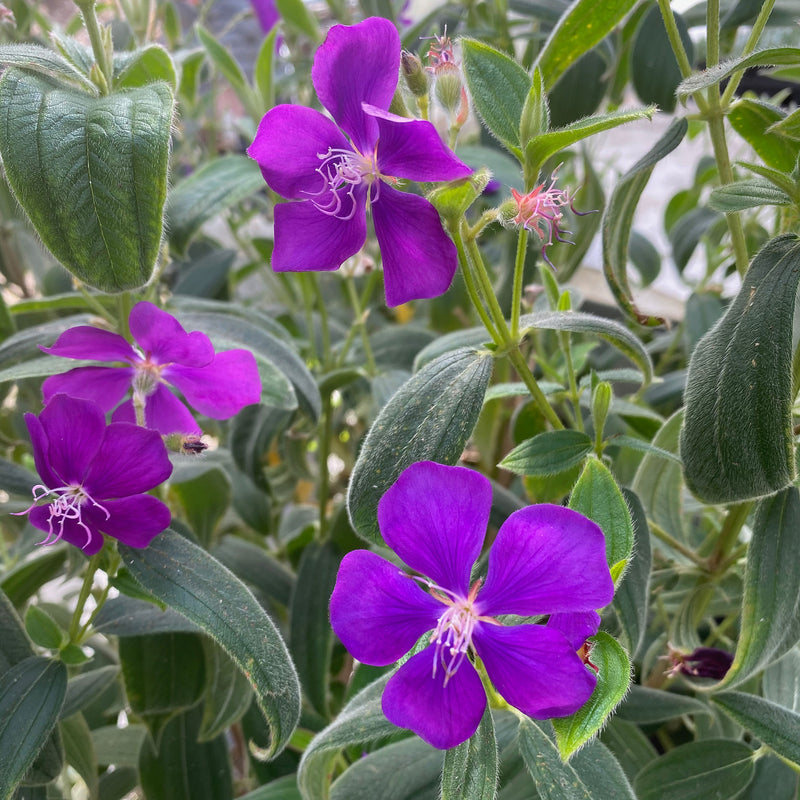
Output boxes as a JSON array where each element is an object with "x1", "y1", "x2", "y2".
[
  {"x1": 716, "y1": 488, "x2": 800, "y2": 689},
  {"x1": 461, "y1": 39, "x2": 531, "y2": 158},
  {"x1": 709, "y1": 179, "x2": 793, "y2": 212},
  {"x1": 680, "y1": 235, "x2": 800, "y2": 503},
  {"x1": 0, "y1": 44, "x2": 96, "y2": 91},
  {"x1": 0, "y1": 657, "x2": 67, "y2": 800},
  {"x1": 0, "y1": 71, "x2": 173, "y2": 293},
  {"x1": 536, "y1": 0, "x2": 638, "y2": 90},
  {"x1": 602, "y1": 117, "x2": 687, "y2": 326},
  {"x1": 120, "y1": 528, "x2": 301, "y2": 759},
  {"x1": 677, "y1": 48, "x2": 800, "y2": 99},
  {"x1": 441, "y1": 709, "x2": 498, "y2": 800},
  {"x1": 347, "y1": 347, "x2": 493, "y2": 544}
]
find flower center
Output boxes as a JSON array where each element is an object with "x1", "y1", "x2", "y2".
[
  {"x1": 132, "y1": 356, "x2": 166, "y2": 398},
  {"x1": 16, "y1": 484, "x2": 110, "y2": 550},
  {"x1": 304, "y1": 145, "x2": 389, "y2": 220}
]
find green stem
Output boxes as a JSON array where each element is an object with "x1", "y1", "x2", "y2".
[
  {"x1": 510, "y1": 228, "x2": 529, "y2": 340},
  {"x1": 506, "y1": 347, "x2": 564, "y2": 430},
  {"x1": 346, "y1": 278, "x2": 375, "y2": 376},
  {"x1": 68, "y1": 551, "x2": 103, "y2": 643},
  {"x1": 649, "y1": 521, "x2": 709, "y2": 569},
  {"x1": 706, "y1": 0, "x2": 720, "y2": 68},
  {"x1": 720, "y1": 0, "x2": 777, "y2": 106},
  {"x1": 317, "y1": 393, "x2": 332, "y2": 540},
  {"x1": 452, "y1": 227, "x2": 499, "y2": 340},
  {"x1": 74, "y1": 0, "x2": 113, "y2": 93},
  {"x1": 656, "y1": 0, "x2": 695, "y2": 79},
  {"x1": 312, "y1": 276, "x2": 332, "y2": 370},
  {"x1": 709, "y1": 501, "x2": 752, "y2": 572},
  {"x1": 559, "y1": 331, "x2": 583, "y2": 432}
]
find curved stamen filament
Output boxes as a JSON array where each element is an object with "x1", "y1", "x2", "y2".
[{"x1": 302, "y1": 146, "x2": 380, "y2": 220}]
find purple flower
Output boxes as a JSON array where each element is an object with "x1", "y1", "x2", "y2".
[
  {"x1": 246, "y1": 17, "x2": 473, "y2": 307},
  {"x1": 41, "y1": 302, "x2": 261, "y2": 436},
  {"x1": 251, "y1": 0, "x2": 278, "y2": 33},
  {"x1": 329, "y1": 461, "x2": 615, "y2": 749},
  {"x1": 17, "y1": 394, "x2": 172, "y2": 555}
]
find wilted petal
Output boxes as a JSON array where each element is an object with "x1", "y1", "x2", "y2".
[
  {"x1": 372, "y1": 185, "x2": 457, "y2": 306},
  {"x1": 377, "y1": 461, "x2": 489, "y2": 595},
  {"x1": 368, "y1": 106, "x2": 473, "y2": 182},
  {"x1": 83, "y1": 422, "x2": 172, "y2": 498},
  {"x1": 329, "y1": 550, "x2": 442, "y2": 666},
  {"x1": 474, "y1": 623, "x2": 597, "y2": 718},
  {"x1": 477, "y1": 505, "x2": 614, "y2": 617},
  {"x1": 382, "y1": 646, "x2": 486, "y2": 749},
  {"x1": 41, "y1": 326, "x2": 136, "y2": 362},
  {"x1": 35, "y1": 395, "x2": 105, "y2": 486},
  {"x1": 272, "y1": 198, "x2": 366, "y2": 272},
  {"x1": 111, "y1": 387, "x2": 201, "y2": 436},
  {"x1": 129, "y1": 302, "x2": 214, "y2": 367},
  {"x1": 548, "y1": 611, "x2": 601, "y2": 650},
  {"x1": 312, "y1": 17, "x2": 399, "y2": 152},
  {"x1": 42, "y1": 366, "x2": 134, "y2": 412},
  {"x1": 248, "y1": 105, "x2": 351, "y2": 200},
  {"x1": 90, "y1": 495, "x2": 171, "y2": 548},
  {"x1": 29, "y1": 505, "x2": 103, "y2": 555},
  {"x1": 165, "y1": 349, "x2": 261, "y2": 419}
]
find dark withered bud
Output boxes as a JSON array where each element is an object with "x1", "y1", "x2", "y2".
[
  {"x1": 667, "y1": 645, "x2": 733, "y2": 680},
  {"x1": 401, "y1": 51, "x2": 429, "y2": 97},
  {"x1": 165, "y1": 433, "x2": 208, "y2": 455}
]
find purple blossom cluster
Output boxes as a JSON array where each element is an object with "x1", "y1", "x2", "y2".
[{"x1": 19, "y1": 303, "x2": 261, "y2": 555}]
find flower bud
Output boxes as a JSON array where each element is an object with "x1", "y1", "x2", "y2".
[
  {"x1": 591, "y1": 381, "x2": 612, "y2": 441},
  {"x1": 434, "y1": 63, "x2": 463, "y2": 114},
  {"x1": 401, "y1": 51, "x2": 429, "y2": 97}
]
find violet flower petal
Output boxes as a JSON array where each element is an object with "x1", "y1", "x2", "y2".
[
  {"x1": 40, "y1": 326, "x2": 136, "y2": 362},
  {"x1": 42, "y1": 366, "x2": 134, "y2": 412},
  {"x1": 36, "y1": 395, "x2": 105, "y2": 486},
  {"x1": 329, "y1": 550, "x2": 442, "y2": 666},
  {"x1": 129, "y1": 302, "x2": 214, "y2": 367},
  {"x1": 165, "y1": 349, "x2": 261, "y2": 419},
  {"x1": 251, "y1": 0, "x2": 278, "y2": 32},
  {"x1": 24, "y1": 413, "x2": 59, "y2": 489},
  {"x1": 372, "y1": 185, "x2": 458, "y2": 306},
  {"x1": 83, "y1": 422, "x2": 172, "y2": 498},
  {"x1": 312, "y1": 17, "x2": 399, "y2": 153},
  {"x1": 110, "y1": 385, "x2": 201, "y2": 436},
  {"x1": 474, "y1": 623, "x2": 597, "y2": 718},
  {"x1": 90, "y1": 495, "x2": 171, "y2": 548},
  {"x1": 29, "y1": 505, "x2": 104, "y2": 555},
  {"x1": 368, "y1": 105, "x2": 473, "y2": 182},
  {"x1": 478, "y1": 505, "x2": 614, "y2": 617},
  {"x1": 547, "y1": 611, "x2": 601, "y2": 650},
  {"x1": 247, "y1": 105, "x2": 351, "y2": 200},
  {"x1": 377, "y1": 461, "x2": 489, "y2": 595},
  {"x1": 381, "y1": 646, "x2": 486, "y2": 749},
  {"x1": 272, "y1": 198, "x2": 367, "y2": 272}
]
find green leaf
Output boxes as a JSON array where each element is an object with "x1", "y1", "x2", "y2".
[
  {"x1": 536, "y1": 0, "x2": 637, "y2": 90},
  {"x1": 0, "y1": 71, "x2": 173, "y2": 293},
  {"x1": 239, "y1": 775, "x2": 303, "y2": 800},
  {"x1": 61, "y1": 666, "x2": 119, "y2": 720},
  {"x1": 0, "y1": 44, "x2": 96, "y2": 91},
  {"x1": 120, "y1": 528, "x2": 301, "y2": 759},
  {"x1": 526, "y1": 107, "x2": 655, "y2": 178},
  {"x1": 171, "y1": 468, "x2": 230, "y2": 547},
  {"x1": 612, "y1": 489, "x2": 652, "y2": 657},
  {"x1": 768, "y1": 106, "x2": 800, "y2": 141},
  {"x1": 519, "y1": 68, "x2": 549, "y2": 147},
  {"x1": 548, "y1": 48, "x2": 610, "y2": 128},
  {"x1": 633, "y1": 739, "x2": 755, "y2": 800},
  {"x1": 461, "y1": 39, "x2": 531, "y2": 157},
  {"x1": 669, "y1": 207, "x2": 723, "y2": 272},
  {"x1": 709, "y1": 179, "x2": 793, "y2": 212},
  {"x1": 113, "y1": 44, "x2": 177, "y2": 90},
  {"x1": 677, "y1": 48, "x2": 800, "y2": 99},
  {"x1": 298, "y1": 674, "x2": 396, "y2": 800},
  {"x1": 275, "y1": 0, "x2": 320, "y2": 40},
  {"x1": 680, "y1": 235, "x2": 800, "y2": 503},
  {"x1": 1, "y1": 547, "x2": 68, "y2": 607},
  {"x1": 24, "y1": 605, "x2": 65, "y2": 650},
  {"x1": 91, "y1": 724, "x2": 147, "y2": 768},
  {"x1": 728, "y1": 98, "x2": 800, "y2": 173},
  {"x1": 602, "y1": 117, "x2": 687, "y2": 326},
  {"x1": 198, "y1": 639, "x2": 254, "y2": 742},
  {"x1": 519, "y1": 310, "x2": 653, "y2": 385},
  {"x1": 254, "y1": 27, "x2": 279, "y2": 110},
  {"x1": 570, "y1": 741, "x2": 637, "y2": 800},
  {"x1": 60, "y1": 713, "x2": 98, "y2": 800},
  {"x1": 0, "y1": 356, "x2": 101, "y2": 385},
  {"x1": 330, "y1": 736, "x2": 442, "y2": 800},
  {"x1": 599, "y1": 718, "x2": 657, "y2": 782},
  {"x1": 499, "y1": 430, "x2": 593, "y2": 476},
  {"x1": 631, "y1": 6, "x2": 692, "y2": 113},
  {"x1": 552, "y1": 632, "x2": 631, "y2": 760},
  {"x1": 347, "y1": 347, "x2": 493, "y2": 545},
  {"x1": 617, "y1": 685, "x2": 711, "y2": 724},
  {"x1": 139, "y1": 705, "x2": 233, "y2": 800},
  {"x1": 289, "y1": 542, "x2": 339, "y2": 718},
  {"x1": 568, "y1": 458, "x2": 634, "y2": 573},
  {"x1": 717, "y1": 488, "x2": 800, "y2": 689},
  {"x1": 518, "y1": 718, "x2": 592, "y2": 798},
  {"x1": 0, "y1": 657, "x2": 66, "y2": 800},
  {"x1": 166, "y1": 155, "x2": 265, "y2": 255},
  {"x1": 763, "y1": 649, "x2": 800, "y2": 712},
  {"x1": 441, "y1": 708, "x2": 498, "y2": 800}
]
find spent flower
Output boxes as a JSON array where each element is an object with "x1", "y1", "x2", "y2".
[
  {"x1": 247, "y1": 17, "x2": 472, "y2": 307},
  {"x1": 41, "y1": 302, "x2": 261, "y2": 436},
  {"x1": 330, "y1": 461, "x2": 614, "y2": 749},
  {"x1": 17, "y1": 395, "x2": 172, "y2": 555}
]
